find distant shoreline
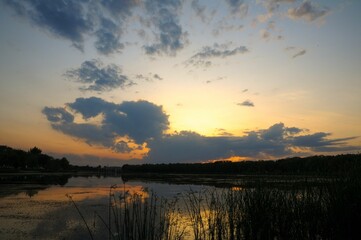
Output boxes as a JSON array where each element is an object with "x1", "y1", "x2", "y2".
[{"x1": 0, "y1": 170, "x2": 101, "y2": 176}]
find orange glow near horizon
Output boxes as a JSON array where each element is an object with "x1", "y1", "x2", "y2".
[{"x1": 13, "y1": 184, "x2": 149, "y2": 202}]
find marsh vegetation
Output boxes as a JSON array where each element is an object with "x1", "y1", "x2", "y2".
[{"x1": 71, "y1": 173, "x2": 361, "y2": 240}]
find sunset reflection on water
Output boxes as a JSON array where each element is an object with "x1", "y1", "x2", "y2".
[{"x1": 0, "y1": 175, "x2": 205, "y2": 240}]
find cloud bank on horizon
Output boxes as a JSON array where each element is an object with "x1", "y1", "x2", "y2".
[{"x1": 43, "y1": 97, "x2": 359, "y2": 163}]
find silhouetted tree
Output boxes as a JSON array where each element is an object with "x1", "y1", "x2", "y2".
[{"x1": 29, "y1": 147, "x2": 42, "y2": 155}]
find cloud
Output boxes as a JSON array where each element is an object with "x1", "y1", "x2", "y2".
[
  {"x1": 135, "y1": 73, "x2": 163, "y2": 82},
  {"x1": 292, "y1": 133, "x2": 358, "y2": 152},
  {"x1": 145, "y1": 123, "x2": 359, "y2": 163},
  {"x1": 42, "y1": 107, "x2": 74, "y2": 123},
  {"x1": 4, "y1": 0, "x2": 94, "y2": 50},
  {"x1": 260, "y1": 29, "x2": 271, "y2": 40},
  {"x1": 143, "y1": 0, "x2": 186, "y2": 56},
  {"x1": 292, "y1": 49, "x2": 306, "y2": 58},
  {"x1": 285, "y1": 46, "x2": 307, "y2": 59},
  {"x1": 191, "y1": 0, "x2": 207, "y2": 22},
  {"x1": 185, "y1": 43, "x2": 249, "y2": 68},
  {"x1": 193, "y1": 44, "x2": 249, "y2": 59},
  {"x1": 263, "y1": 0, "x2": 296, "y2": 13},
  {"x1": 206, "y1": 76, "x2": 226, "y2": 84},
  {"x1": 212, "y1": 21, "x2": 244, "y2": 36},
  {"x1": 66, "y1": 97, "x2": 116, "y2": 119},
  {"x1": 237, "y1": 100, "x2": 255, "y2": 107},
  {"x1": 100, "y1": 0, "x2": 137, "y2": 18},
  {"x1": 95, "y1": 18, "x2": 124, "y2": 55},
  {"x1": 43, "y1": 100, "x2": 359, "y2": 163},
  {"x1": 215, "y1": 128, "x2": 234, "y2": 136},
  {"x1": 114, "y1": 141, "x2": 133, "y2": 153},
  {"x1": 145, "y1": 124, "x2": 291, "y2": 163},
  {"x1": 225, "y1": 0, "x2": 248, "y2": 17},
  {"x1": 288, "y1": 1, "x2": 330, "y2": 22},
  {"x1": 3, "y1": 0, "x2": 137, "y2": 54},
  {"x1": 43, "y1": 97, "x2": 169, "y2": 148},
  {"x1": 64, "y1": 59, "x2": 134, "y2": 92}
]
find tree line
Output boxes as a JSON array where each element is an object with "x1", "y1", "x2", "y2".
[
  {"x1": 122, "y1": 153, "x2": 361, "y2": 176},
  {"x1": 0, "y1": 145, "x2": 71, "y2": 171}
]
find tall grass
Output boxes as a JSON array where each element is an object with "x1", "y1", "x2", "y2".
[
  {"x1": 183, "y1": 175, "x2": 361, "y2": 240},
  {"x1": 68, "y1": 185, "x2": 186, "y2": 240},
  {"x1": 71, "y1": 175, "x2": 361, "y2": 240}
]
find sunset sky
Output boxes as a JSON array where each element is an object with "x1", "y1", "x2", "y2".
[{"x1": 0, "y1": 0, "x2": 360, "y2": 166}]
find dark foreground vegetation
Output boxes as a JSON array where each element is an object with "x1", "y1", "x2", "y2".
[
  {"x1": 73, "y1": 154, "x2": 361, "y2": 240},
  {"x1": 75, "y1": 172, "x2": 361, "y2": 240},
  {"x1": 122, "y1": 153, "x2": 361, "y2": 176}
]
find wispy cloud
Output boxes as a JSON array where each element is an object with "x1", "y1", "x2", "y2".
[
  {"x1": 237, "y1": 100, "x2": 255, "y2": 107},
  {"x1": 185, "y1": 43, "x2": 249, "y2": 68},
  {"x1": 292, "y1": 49, "x2": 306, "y2": 58},
  {"x1": 135, "y1": 73, "x2": 163, "y2": 82},
  {"x1": 285, "y1": 46, "x2": 307, "y2": 59},
  {"x1": 193, "y1": 44, "x2": 249, "y2": 59},
  {"x1": 64, "y1": 59, "x2": 134, "y2": 92}
]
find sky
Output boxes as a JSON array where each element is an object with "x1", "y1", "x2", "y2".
[{"x1": 0, "y1": 0, "x2": 360, "y2": 166}]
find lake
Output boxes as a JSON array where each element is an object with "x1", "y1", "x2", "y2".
[
  {"x1": 0, "y1": 173, "x2": 359, "y2": 239},
  {"x1": 0, "y1": 174, "x2": 227, "y2": 239}
]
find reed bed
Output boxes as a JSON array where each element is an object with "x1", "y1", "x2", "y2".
[{"x1": 70, "y1": 175, "x2": 361, "y2": 240}]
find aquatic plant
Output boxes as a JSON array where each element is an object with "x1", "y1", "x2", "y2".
[{"x1": 70, "y1": 174, "x2": 361, "y2": 240}]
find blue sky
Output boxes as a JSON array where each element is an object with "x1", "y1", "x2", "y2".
[{"x1": 0, "y1": 0, "x2": 360, "y2": 166}]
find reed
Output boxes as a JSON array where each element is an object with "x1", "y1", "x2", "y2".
[{"x1": 70, "y1": 175, "x2": 361, "y2": 240}]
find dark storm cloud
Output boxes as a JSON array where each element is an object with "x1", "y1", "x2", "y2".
[
  {"x1": 288, "y1": 1, "x2": 330, "y2": 22},
  {"x1": 237, "y1": 100, "x2": 254, "y2": 107},
  {"x1": 143, "y1": 0, "x2": 186, "y2": 56},
  {"x1": 64, "y1": 59, "x2": 134, "y2": 92},
  {"x1": 3, "y1": 0, "x2": 137, "y2": 54},
  {"x1": 43, "y1": 97, "x2": 169, "y2": 147}
]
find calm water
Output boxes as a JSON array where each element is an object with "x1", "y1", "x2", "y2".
[
  {"x1": 0, "y1": 174, "x2": 325, "y2": 239},
  {"x1": 0, "y1": 175, "x2": 209, "y2": 240}
]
